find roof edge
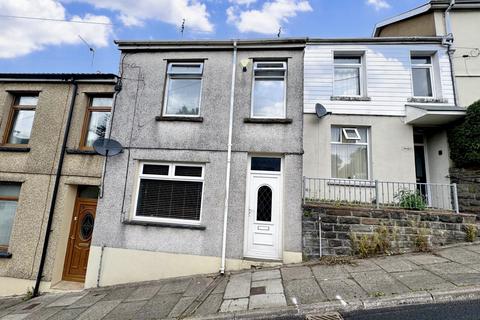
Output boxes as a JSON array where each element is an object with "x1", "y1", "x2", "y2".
[
  {"x1": 373, "y1": 3, "x2": 432, "y2": 37},
  {"x1": 307, "y1": 36, "x2": 444, "y2": 44},
  {"x1": 0, "y1": 73, "x2": 118, "y2": 83}
]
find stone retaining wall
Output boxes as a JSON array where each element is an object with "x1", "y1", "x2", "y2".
[
  {"x1": 450, "y1": 168, "x2": 480, "y2": 218},
  {"x1": 302, "y1": 204, "x2": 477, "y2": 259}
]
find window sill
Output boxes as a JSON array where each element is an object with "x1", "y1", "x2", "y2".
[
  {"x1": 243, "y1": 118, "x2": 293, "y2": 124},
  {"x1": 407, "y1": 97, "x2": 448, "y2": 104},
  {"x1": 327, "y1": 180, "x2": 375, "y2": 187},
  {"x1": 155, "y1": 116, "x2": 204, "y2": 122},
  {"x1": 0, "y1": 252, "x2": 12, "y2": 259},
  {"x1": 123, "y1": 220, "x2": 206, "y2": 230},
  {"x1": 66, "y1": 148, "x2": 98, "y2": 155},
  {"x1": 0, "y1": 146, "x2": 30, "y2": 152},
  {"x1": 330, "y1": 96, "x2": 371, "y2": 102}
]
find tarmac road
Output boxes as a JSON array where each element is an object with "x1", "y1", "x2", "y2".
[{"x1": 341, "y1": 299, "x2": 480, "y2": 320}]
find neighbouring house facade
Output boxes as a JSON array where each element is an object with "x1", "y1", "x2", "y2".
[
  {"x1": 374, "y1": 0, "x2": 480, "y2": 107},
  {"x1": 303, "y1": 38, "x2": 465, "y2": 209},
  {"x1": 85, "y1": 39, "x2": 305, "y2": 288},
  {"x1": 0, "y1": 74, "x2": 117, "y2": 296}
]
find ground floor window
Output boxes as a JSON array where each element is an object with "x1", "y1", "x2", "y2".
[
  {"x1": 134, "y1": 162, "x2": 204, "y2": 224},
  {"x1": 331, "y1": 126, "x2": 369, "y2": 180},
  {"x1": 0, "y1": 183, "x2": 21, "y2": 252}
]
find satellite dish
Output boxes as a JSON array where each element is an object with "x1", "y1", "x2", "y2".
[
  {"x1": 315, "y1": 103, "x2": 331, "y2": 119},
  {"x1": 93, "y1": 138, "x2": 123, "y2": 156}
]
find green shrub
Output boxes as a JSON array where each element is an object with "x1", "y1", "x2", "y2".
[
  {"x1": 465, "y1": 224, "x2": 478, "y2": 242},
  {"x1": 350, "y1": 225, "x2": 395, "y2": 258},
  {"x1": 448, "y1": 100, "x2": 480, "y2": 168},
  {"x1": 395, "y1": 190, "x2": 427, "y2": 210}
]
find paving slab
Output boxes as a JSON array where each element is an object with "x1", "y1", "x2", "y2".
[
  {"x1": 311, "y1": 265, "x2": 349, "y2": 281},
  {"x1": 212, "y1": 277, "x2": 228, "y2": 295},
  {"x1": 23, "y1": 306, "x2": 63, "y2": 320},
  {"x1": 76, "y1": 300, "x2": 121, "y2": 320},
  {"x1": 248, "y1": 294, "x2": 287, "y2": 310},
  {"x1": 283, "y1": 279, "x2": 327, "y2": 305},
  {"x1": 66, "y1": 292, "x2": 106, "y2": 309},
  {"x1": 168, "y1": 296, "x2": 196, "y2": 318},
  {"x1": 158, "y1": 278, "x2": 192, "y2": 294},
  {"x1": 351, "y1": 270, "x2": 410, "y2": 296},
  {"x1": 135, "y1": 293, "x2": 182, "y2": 319},
  {"x1": 372, "y1": 256, "x2": 421, "y2": 273},
  {"x1": 193, "y1": 293, "x2": 223, "y2": 316},
  {"x1": 183, "y1": 277, "x2": 214, "y2": 298},
  {"x1": 344, "y1": 259, "x2": 382, "y2": 273},
  {"x1": 46, "y1": 294, "x2": 86, "y2": 308},
  {"x1": 463, "y1": 244, "x2": 480, "y2": 254},
  {"x1": 280, "y1": 266, "x2": 313, "y2": 281},
  {"x1": 423, "y1": 262, "x2": 480, "y2": 286},
  {"x1": 436, "y1": 248, "x2": 480, "y2": 265},
  {"x1": 102, "y1": 301, "x2": 148, "y2": 320},
  {"x1": 100, "y1": 287, "x2": 137, "y2": 302},
  {"x1": 0, "y1": 314, "x2": 29, "y2": 320},
  {"x1": 219, "y1": 298, "x2": 249, "y2": 313},
  {"x1": 251, "y1": 279, "x2": 284, "y2": 294},
  {"x1": 405, "y1": 254, "x2": 450, "y2": 266},
  {"x1": 43, "y1": 307, "x2": 87, "y2": 320},
  {"x1": 392, "y1": 269, "x2": 457, "y2": 291},
  {"x1": 318, "y1": 278, "x2": 368, "y2": 300},
  {"x1": 124, "y1": 285, "x2": 162, "y2": 302},
  {"x1": 251, "y1": 269, "x2": 281, "y2": 282},
  {"x1": 223, "y1": 273, "x2": 251, "y2": 299}
]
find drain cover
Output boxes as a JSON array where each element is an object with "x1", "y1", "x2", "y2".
[{"x1": 305, "y1": 312, "x2": 344, "y2": 320}]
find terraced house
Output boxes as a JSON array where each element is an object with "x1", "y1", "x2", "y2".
[
  {"x1": 85, "y1": 39, "x2": 306, "y2": 288},
  {"x1": 0, "y1": 73, "x2": 117, "y2": 296}
]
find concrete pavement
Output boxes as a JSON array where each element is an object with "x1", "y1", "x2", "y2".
[{"x1": 2, "y1": 243, "x2": 480, "y2": 319}]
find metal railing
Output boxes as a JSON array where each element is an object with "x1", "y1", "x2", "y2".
[{"x1": 303, "y1": 177, "x2": 459, "y2": 213}]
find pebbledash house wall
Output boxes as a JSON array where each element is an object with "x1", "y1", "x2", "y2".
[
  {"x1": 0, "y1": 76, "x2": 116, "y2": 296},
  {"x1": 86, "y1": 40, "x2": 305, "y2": 288},
  {"x1": 303, "y1": 40, "x2": 455, "y2": 185}
]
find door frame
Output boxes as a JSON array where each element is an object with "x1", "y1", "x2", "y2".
[
  {"x1": 243, "y1": 154, "x2": 284, "y2": 261},
  {"x1": 414, "y1": 132, "x2": 432, "y2": 206},
  {"x1": 62, "y1": 196, "x2": 97, "y2": 282}
]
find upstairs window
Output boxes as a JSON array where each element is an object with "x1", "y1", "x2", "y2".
[
  {"x1": 134, "y1": 163, "x2": 204, "y2": 224},
  {"x1": 334, "y1": 55, "x2": 363, "y2": 97},
  {"x1": 4, "y1": 95, "x2": 38, "y2": 145},
  {"x1": 0, "y1": 182, "x2": 21, "y2": 252},
  {"x1": 164, "y1": 62, "x2": 203, "y2": 117},
  {"x1": 331, "y1": 126, "x2": 369, "y2": 180},
  {"x1": 411, "y1": 55, "x2": 434, "y2": 97},
  {"x1": 252, "y1": 61, "x2": 286, "y2": 118},
  {"x1": 82, "y1": 96, "x2": 113, "y2": 149}
]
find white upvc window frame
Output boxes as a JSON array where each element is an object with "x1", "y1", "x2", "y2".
[
  {"x1": 163, "y1": 62, "x2": 204, "y2": 117},
  {"x1": 342, "y1": 128, "x2": 361, "y2": 140},
  {"x1": 132, "y1": 162, "x2": 205, "y2": 225},
  {"x1": 251, "y1": 61, "x2": 287, "y2": 119},
  {"x1": 333, "y1": 54, "x2": 364, "y2": 97},
  {"x1": 410, "y1": 55, "x2": 435, "y2": 98},
  {"x1": 331, "y1": 126, "x2": 371, "y2": 180}
]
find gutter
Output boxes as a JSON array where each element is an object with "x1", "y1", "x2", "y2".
[
  {"x1": 33, "y1": 79, "x2": 78, "y2": 297},
  {"x1": 220, "y1": 41, "x2": 237, "y2": 274}
]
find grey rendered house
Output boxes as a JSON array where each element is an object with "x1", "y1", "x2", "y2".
[
  {"x1": 0, "y1": 73, "x2": 116, "y2": 296},
  {"x1": 85, "y1": 39, "x2": 305, "y2": 287}
]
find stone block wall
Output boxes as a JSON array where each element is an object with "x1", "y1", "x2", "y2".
[
  {"x1": 302, "y1": 204, "x2": 477, "y2": 259},
  {"x1": 450, "y1": 168, "x2": 480, "y2": 218}
]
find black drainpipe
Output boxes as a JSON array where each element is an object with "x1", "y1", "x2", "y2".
[{"x1": 33, "y1": 78, "x2": 78, "y2": 297}]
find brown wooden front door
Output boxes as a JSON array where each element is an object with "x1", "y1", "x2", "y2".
[{"x1": 63, "y1": 198, "x2": 97, "y2": 282}]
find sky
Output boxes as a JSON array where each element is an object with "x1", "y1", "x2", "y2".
[{"x1": 0, "y1": 0, "x2": 427, "y2": 74}]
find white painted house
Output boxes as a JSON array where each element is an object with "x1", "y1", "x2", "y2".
[{"x1": 303, "y1": 37, "x2": 466, "y2": 210}]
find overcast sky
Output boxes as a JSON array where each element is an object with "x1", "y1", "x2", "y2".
[{"x1": 0, "y1": 0, "x2": 426, "y2": 74}]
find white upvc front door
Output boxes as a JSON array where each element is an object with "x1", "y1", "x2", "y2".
[{"x1": 244, "y1": 157, "x2": 283, "y2": 260}]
